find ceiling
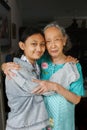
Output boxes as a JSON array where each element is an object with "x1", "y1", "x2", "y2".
[{"x1": 16, "y1": 0, "x2": 87, "y2": 26}]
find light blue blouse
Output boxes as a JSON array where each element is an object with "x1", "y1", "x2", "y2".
[{"x1": 38, "y1": 54, "x2": 84, "y2": 130}]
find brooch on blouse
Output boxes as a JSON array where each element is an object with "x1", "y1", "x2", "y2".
[{"x1": 41, "y1": 62, "x2": 48, "y2": 69}]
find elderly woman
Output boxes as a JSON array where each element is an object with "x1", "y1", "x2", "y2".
[{"x1": 32, "y1": 22, "x2": 84, "y2": 130}]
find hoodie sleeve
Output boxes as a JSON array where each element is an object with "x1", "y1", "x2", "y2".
[{"x1": 10, "y1": 69, "x2": 55, "y2": 96}]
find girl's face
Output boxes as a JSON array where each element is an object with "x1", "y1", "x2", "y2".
[
  {"x1": 19, "y1": 33, "x2": 45, "y2": 64},
  {"x1": 44, "y1": 27, "x2": 66, "y2": 58}
]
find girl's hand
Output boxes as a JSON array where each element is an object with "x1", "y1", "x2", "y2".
[
  {"x1": 66, "y1": 56, "x2": 79, "y2": 63},
  {"x1": 1, "y1": 62, "x2": 20, "y2": 78}
]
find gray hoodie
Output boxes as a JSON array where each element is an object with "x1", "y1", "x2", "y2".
[{"x1": 5, "y1": 57, "x2": 49, "y2": 130}]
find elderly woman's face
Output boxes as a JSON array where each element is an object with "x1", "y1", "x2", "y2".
[{"x1": 44, "y1": 26, "x2": 66, "y2": 58}]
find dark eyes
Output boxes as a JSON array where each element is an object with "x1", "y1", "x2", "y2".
[
  {"x1": 46, "y1": 38, "x2": 62, "y2": 44},
  {"x1": 31, "y1": 42, "x2": 45, "y2": 46},
  {"x1": 40, "y1": 43, "x2": 45, "y2": 46},
  {"x1": 55, "y1": 38, "x2": 62, "y2": 41},
  {"x1": 31, "y1": 43, "x2": 37, "y2": 46}
]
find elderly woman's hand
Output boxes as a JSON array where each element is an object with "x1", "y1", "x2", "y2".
[
  {"x1": 32, "y1": 79, "x2": 57, "y2": 94},
  {"x1": 66, "y1": 56, "x2": 79, "y2": 63},
  {"x1": 1, "y1": 62, "x2": 20, "y2": 78}
]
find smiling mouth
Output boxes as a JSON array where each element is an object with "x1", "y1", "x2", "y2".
[{"x1": 50, "y1": 50, "x2": 58, "y2": 53}]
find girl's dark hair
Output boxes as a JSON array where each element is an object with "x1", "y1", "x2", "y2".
[{"x1": 20, "y1": 25, "x2": 44, "y2": 42}]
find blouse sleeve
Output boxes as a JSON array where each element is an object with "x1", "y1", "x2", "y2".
[{"x1": 69, "y1": 63, "x2": 85, "y2": 96}]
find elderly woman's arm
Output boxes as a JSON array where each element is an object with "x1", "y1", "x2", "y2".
[
  {"x1": 53, "y1": 82, "x2": 81, "y2": 104},
  {"x1": 32, "y1": 79, "x2": 81, "y2": 104}
]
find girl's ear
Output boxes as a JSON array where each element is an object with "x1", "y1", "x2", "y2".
[{"x1": 19, "y1": 41, "x2": 25, "y2": 50}]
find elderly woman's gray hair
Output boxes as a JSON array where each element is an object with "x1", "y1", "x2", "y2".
[{"x1": 43, "y1": 21, "x2": 72, "y2": 54}]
